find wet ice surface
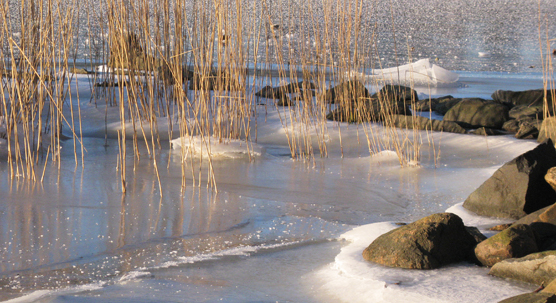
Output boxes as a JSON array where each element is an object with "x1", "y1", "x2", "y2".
[{"x1": 0, "y1": 69, "x2": 548, "y2": 302}]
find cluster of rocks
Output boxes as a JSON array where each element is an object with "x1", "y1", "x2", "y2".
[
  {"x1": 319, "y1": 79, "x2": 556, "y2": 142},
  {"x1": 363, "y1": 140, "x2": 556, "y2": 302},
  {"x1": 412, "y1": 89, "x2": 554, "y2": 141},
  {"x1": 254, "y1": 81, "x2": 317, "y2": 106}
]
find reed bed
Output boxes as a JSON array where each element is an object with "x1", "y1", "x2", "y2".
[
  {"x1": 0, "y1": 0, "x2": 83, "y2": 182},
  {"x1": 1, "y1": 0, "x2": 451, "y2": 192}
]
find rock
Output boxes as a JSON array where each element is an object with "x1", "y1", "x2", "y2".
[
  {"x1": 373, "y1": 85, "x2": 419, "y2": 103},
  {"x1": 276, "y1": 96, "x2": 294, "y2": 107},
  {"x1": 324, "y1": 80, "x2": 370, "y2": 104},
  {"x1": 530, "y1": 222, "x2": 556, "y2": 251},
  {"x1": 413, "y1": 95, "x2": 453, "y2": 112},
  {"x1": 490, "y1": 224, "x2": 513, "y2": 231},
  {"x1": 546, "y1": 168, "x2": 556, "y2": 192},
  {"x1": 513, "y1": 206, "x2": 554, "y2": 226},
  {"x1": 543, "y1": 279, "x2": 556, "y2": 295},
  {"x1": 463, "y1": 140, "x2": 556, "y2": 219},
  {"x1": 278, "y1": 81, "x2": 316, "y2": 93},
  {"x1": 435, "y1": 97, "x2": 462, "y2": 115},
  {"x1": 254, "y1": 85, "x2": 288, "y2": 99},
  {"x1": 504, "y1": 119, "x2": 521, "y2": 133},
  {"x1": 470, "y1": 127, "x2": 505, "y2": 136},
  {"x1": 516, "y1": 119, "x2": 541, "y2": 139},
  {"x1": 539, "y1": 117, "x2": 556, "y2": 144},
  {"x1": 490, "y1": 251, "x2": 556, "y2": 285},
  {"x1": 387, "y1": 115, "x2": 467, "y2": 134},
  {"x1": 326, "y1": 98, "x2": 411, "y2": 123},
  {"x1": 497, "y1": 292, "x2": 556, "y2": 303},
  {"x1": 444, "y1": 98, "x2": 510, "y2": 129},
  {"x1": 362, "y1": 213, "x2": 477, "y2": 269},
  {"x1": 70, "y1": 68, "x2": 91, "y2": 75},
  {"x1": 466, "y1": 226, "x2": 488, "y2": 243},
  {"x1": 509, "y1": 105, "x2": 543, "y2": 120},
  {"x1": 492, "y1": 89, "x2": 553, "y2": 108},
  {"x1": 475, "y1": 224, "x2": 538, "y2": 267}
]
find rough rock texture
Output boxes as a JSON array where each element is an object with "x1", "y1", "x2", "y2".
[
  {"x1": 278, "y1": 81, "x2": 316, "y2": 93},
  {"x1": 543, "y1": 279, "x2": 556, "y2": 295},
  {"x1": 463, "y1": 140, "x2": 556, "y2": 219},
  {"x1": 388, "y1": 115, "x2": 467, "y2": 134},
  {"x1": 470, "y1": 127, "x2": 505, "y2": 136},
  {"x1": 513, "y1": 206, "x2": 554, "y2": 226},
  {"x1": 435, "y1": 97, "x2": 463, "y2": 115},
  {"x1": 475, "y1": 224, "x2": 538, "y2": 267},
  {"x1": 492, "y1": 89, "x2": 553, "y2": 108},
  {"x1": 490, "y1": 251, "x2": 556, "y2": 285},
  {"x1": 516, "y1": 119, "x2": 541, "y2": 140},
  {"x1": 509, "y1": 105, "x2": 543, "y2": 120},
  {"x1": 539, "y1": 118, "x2": 556, "y2": 144},
  {"x1": 373, "y1": 84, "x2": 418, "y2": 103},
  {"x1": 504, "y1": 119, "x2": 521, "y2": 133},
  {"x1": 466, "y1": 226, "x2": 488, "y2": 243},
  {"x1": 497, "y1": 292, "x2": 556, "y2": 303},
  {"x1": 324, "y1": 80, "x2": 370, "y2": 104},
  {"x1": 326, "y1": 99, "x2": 411, "y2": 123},
  {"x1": 413, "y1": 95, "x2": 453, "y2": 112},
  {"x1": 255, "y1": 85, "x2": 287, "y2": 99},
  {"x1": 546, "y1": 168, "x2": 556, "y2": 192},
  {"x1": 444, "y1": 98, "x2": 510, "y2": 129},
  {"x1": 362, "y1": 213, "x2": 477, "y2": 269}
]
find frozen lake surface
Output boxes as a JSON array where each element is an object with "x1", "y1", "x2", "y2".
[
  {"x1": 0, "y1": 70, "x2": 546, "y2": 302},
  {"x1": 1, "y1": 0, "x2": 555, "y2": 302}
]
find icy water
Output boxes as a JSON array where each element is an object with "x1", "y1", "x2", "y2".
[{"x1": 1, "y1": 0, "x2": 556, "y2": 302}]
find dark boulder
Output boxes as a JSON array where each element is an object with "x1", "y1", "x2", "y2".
[
  {"x1": 490, "y1": 251, "x2": 556, "y2": 285},
  {"x1": 362, "y1": 213, "x2": 477, "y2": 269},
  {"x1": 373, "y1": 85, "x2": 418, "y2": 103},
  {"x1": 324, "y1": 80, "x2": 370, "y2": 104},
  {"x1": 503, "y1": 119, "x2": 521, "y2": 133},
  {"x1": 470, "y1": 127, "x2": 505, "y2": 136},
  {"x1": 326, "y1": 98, "x2": 411, "y2": 123},
  {"x1": 463, "y1": 140, "x2": 556, "y2": 219},
  {"x1": 388, "y1": 115, "x2": 467, "y2": 134},
  {"x1": 444, "y1": 98, "x2": 510, "y2": 129},
  {"x1": 509, "y1": 105, "x2": 543, "y2": 120},
  {"x1": 475, "y1": 224, "x2": 538, "y2": 267},
  {"x1": 413, "y1": 95, "x2": 453, "y2": 112},
  {"x1": 278, "y1": 81, "x2": 316, "y2": 93},
  {"x1": 492, "y1": 89, "x2": 554, "y2": 108},
  {"x1": 516, "y1": 118, "x2": 541, "y2": 140},
  {"x1": 435, "y1": 97, "x2": 462, "y2": 115}
]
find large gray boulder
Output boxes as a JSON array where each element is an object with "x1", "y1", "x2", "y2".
[
  {"x1": 362, "y1": 213, "x2": 477, "y2": 269},
  {"x1": 475, "y1": 224, "x2": 538, "y2": 267},
  {"x1": 490, "y1": 251, "x2": 556, "y2": 285},
  {"x1": 444, "y1": 98, "x2": 510, "y2": 129},
  {"x1": 463, "y1": 140, "x2": 556, "y2": 219}
]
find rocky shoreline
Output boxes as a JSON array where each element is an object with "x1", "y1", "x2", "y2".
[{"x1": 362, "y1": 139, "x2": 556, "y2": 303}]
